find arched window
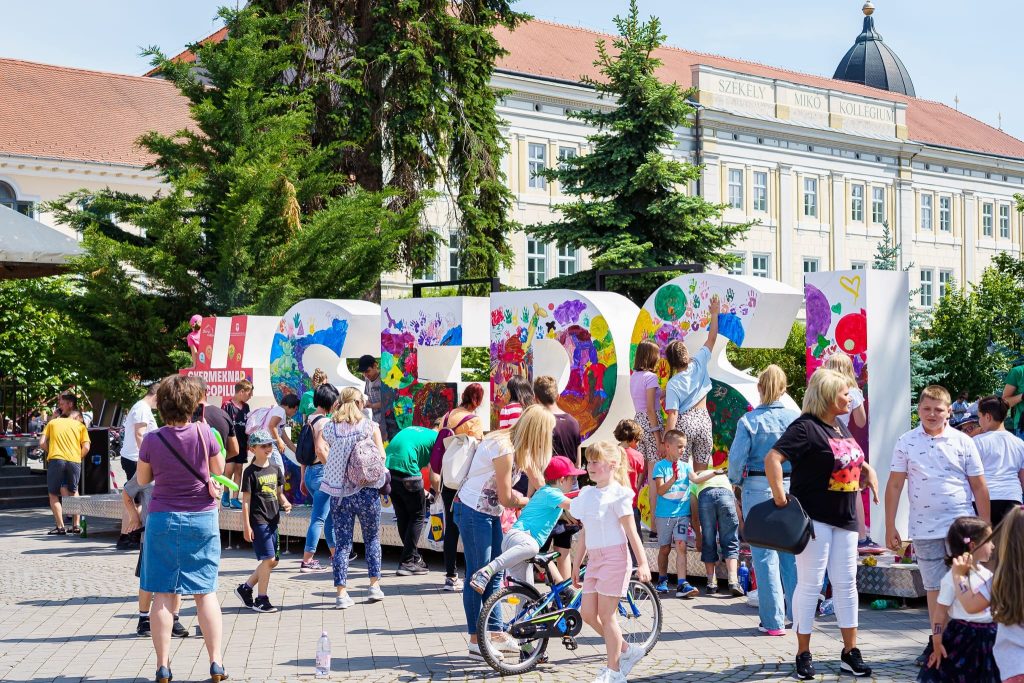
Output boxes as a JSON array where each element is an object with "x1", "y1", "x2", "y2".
[{"x1": 0, "y1": 181, "x2": 34, "y2": 216}]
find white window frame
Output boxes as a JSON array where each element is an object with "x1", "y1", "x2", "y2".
[
  {"x1": 727, "y1": 253, "x2": 746, "y2": 276},
  {"x1": 752, "y1": 253, "x2": 771, "y2": 278},
  {"x1": 920, "y1": 269, "x2": 933, "y2": 307},
  {"x1": 871, "y1": 186, "x2": 885, "y2": 224},
  {"x1": 528, "y1": 143, "x2": 547, "y2": 190},
  {"x1": 803, "y1": 258, "x2": 820, "y2": 274},
  {"x1": 999, "y1": 204, "x2": 1010, "y2": 239},
  {"x1": 920, "y1": 193, "x2": 933, "y2": 231},
  {"x1": 939, "y1": 196, "x2": 951, "y2": 233},
  {"x1": 803, "y1": 177, "x2": 818, "y2": 218},
  {"x1": 447, "y1": 233, "x2": 460, "y2": 281},
  {"x1": 851, "y1": 261, "x2": 866, "y2": 270},
  {"x1": 557, "y1": 146, "x2": 577, "y2": 164},
  {"x1": 983, "y1": 202, "x2": 994, "y2": 237},
  {"x1": 557, "y1": 244, "x2": 579, "y2": 277},
  {"x1": 752, "y1": 171, "x2": 768, "y2": 212},
  {"x1": 526, "y1": 238, "x2": 547, "y2": 286},
  {"x1": 850, "y1": 183, "x2": 864, "y2": 222},
  {"x1": 939, "y1": 269, "x2": 954, "y2": 299},
  {"x1": 727, "y1": 168, "x2": 744, "y2": 209}
]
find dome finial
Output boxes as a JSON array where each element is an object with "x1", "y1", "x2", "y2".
[{"x1": 863, "y1": 1, "x2": 874, "y2": 16}]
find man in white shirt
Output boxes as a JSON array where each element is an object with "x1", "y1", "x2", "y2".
[
  {"x1": 120, "y1": 383, "x2": 159, "y2": 481},
  {"x1": 884, "y1": 384, "x2": 990, "y2": 664}
]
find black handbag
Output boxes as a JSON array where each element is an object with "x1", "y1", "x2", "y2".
[{"x1": 744, "y1": 495, "x2": 815, "y2": 554}]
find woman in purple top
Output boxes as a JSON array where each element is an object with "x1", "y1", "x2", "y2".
[{"x1": 137, "y1": 374, "x2": 228, "y2": 683}]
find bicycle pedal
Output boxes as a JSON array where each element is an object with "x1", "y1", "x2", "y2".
[{"x1": 561, "y1": 635, "x2": 578, "y2": 650}]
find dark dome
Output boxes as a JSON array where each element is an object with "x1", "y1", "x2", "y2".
[{"x1": 833, "y1": 2, "x2": 915, "y2": 97}]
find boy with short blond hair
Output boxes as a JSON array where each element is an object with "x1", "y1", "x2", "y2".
[{"x1": 885, "y1": 384, "x2": 990, "y2": 662}]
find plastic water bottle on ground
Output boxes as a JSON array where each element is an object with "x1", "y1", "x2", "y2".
[
  {"x1": 315, "y1": 631, "x2": 331, "y2": 679},
  {"x1": 737, "y1": 561, "x2": 750, "y2": 593}
]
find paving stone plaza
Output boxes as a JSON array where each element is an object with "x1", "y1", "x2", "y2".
[{"x1": 0, "y1": 509, "x2": 928, "y2": 682}]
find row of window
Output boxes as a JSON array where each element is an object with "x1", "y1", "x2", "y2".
[
  {"x1": 728, "y1": 253, "x2": 872, "y2": 278},
  {"x1": 418, "y1": 235, "x2": 578, "y2": 286},
  {"x1": 726, "y1": 171, "x2": 887, "y2": 223},
  {"x1": 919, "y1": 269, "x2": 955, "y2": 307}
]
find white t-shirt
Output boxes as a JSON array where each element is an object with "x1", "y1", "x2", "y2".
[
  {"x1": 458, "y1": 436, "x2": 515, "y2": 517},
  {"x1": 836, "y1": 386, "x2": 864, "y2": 428},
  {"x1": 973, "y1": 430, "x2": 1024, "y2": 502},
  {"x1": 569, "y1": 482, "x2": 633, "y2": 549},
  {"x1": 891, "y1": 425, "x2": 984, "y2": 539},
  {"x1": 121, "y1": 399, "x2": 157, "y2": 462},
  {"x1": 267, "y1": 405, "x2": 291, "y2": 469},
  {"x1": 979, "y1": 580, "x2": 1024, "y2": 679},
  {"x1": 937, "y1": 566, "x2": 993, "y2": 623}
]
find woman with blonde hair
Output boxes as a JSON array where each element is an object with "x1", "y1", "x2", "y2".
[
  {"x1": 764, "y1": 368, "x2": 880, "y2": 680},
  {"x1": 727, "y1": 364, "x2": 800, "y2": 636},
  {"x1": 321, "y1": 386, "x2": 387, "y2": 609},
  {"x1": 454, "y1": 404, "x2": 553, "y2": 659},
  {"x1": 664, "y1": 296, "x2": 721, "y2": 471},
  {"x1": 630, "y1": 340, "x2": 664, "y2": 538}
]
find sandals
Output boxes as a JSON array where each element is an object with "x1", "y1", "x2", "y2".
[
  {"x1": 69, "y1": 526, "x2": 82, "y2": 535},
  {"x1": 48, "y1": 527, "x2": 67, "y2": 536}
]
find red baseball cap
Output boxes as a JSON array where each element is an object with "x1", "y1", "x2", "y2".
[{"x1": 545, "y1": 455, "x2": 586, "y2": 481}]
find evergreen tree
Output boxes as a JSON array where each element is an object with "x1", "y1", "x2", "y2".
[
  {"x1": 526, "y1": 1, "x2": 751, "y2": 303},
  {"x1": 47, "y1": 7, "x2": 423, "y2": 399},
  {"x1": 251, "y1": 0, "x2": 525, "y2": 285}
]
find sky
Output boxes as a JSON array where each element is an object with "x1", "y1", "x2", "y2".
[{"x1": 2, "y1": 0, "x2": 1021, "y2": 139}]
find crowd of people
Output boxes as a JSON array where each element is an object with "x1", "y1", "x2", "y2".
[{"x1": 33, "y1": 334, "x2": 1024, "y2": 683}]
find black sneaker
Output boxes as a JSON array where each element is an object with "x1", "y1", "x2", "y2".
[
  {"x1": 136, "y1": 616, "x2": 150, "y2": 637},
  {"x1": 171, "y1": 619, "x2": 189, "y2": 638},
  {"x1": 840, "y1": 647, "x2": 871, "y2": 677},
  {"x1": 705, "y1": 581, "x2": 718, "y2": 595},
  {"x1": 234, "y1": 582, "x2": 254, "y2": 608},
  {"x1": 793, "y1": 651, "x2": 815, "y2": 680},
  {"x1": 396, "y1": 561, "x2": 428, "y2": 576},
  {"x1": 252, "y1": 596, "x2": 278, "y2": 613}
]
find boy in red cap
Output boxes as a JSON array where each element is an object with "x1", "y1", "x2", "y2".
[{"x1": 469, "y1": 455, "x2": 584, "y2": 592}]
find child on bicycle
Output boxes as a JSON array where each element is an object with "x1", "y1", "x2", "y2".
[
  {"x1": 469, "y1": 455, "x2": 585, "y2": 593},
  {"x1": 571, "y1": 441, "x2": 652, "y2": 683}
]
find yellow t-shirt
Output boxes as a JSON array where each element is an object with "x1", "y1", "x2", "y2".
[{"x1": 43, "y1": 418, "x2": 90, "y2": 463}]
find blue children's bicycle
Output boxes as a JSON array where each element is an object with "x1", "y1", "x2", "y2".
[{"x1": 475, "y1": 551, "x2": 662, "y2": 675}]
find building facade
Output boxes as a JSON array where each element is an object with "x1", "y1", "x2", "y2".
[{"x1": 4, "y1": 7, "x2": 1024, "y2": 305}]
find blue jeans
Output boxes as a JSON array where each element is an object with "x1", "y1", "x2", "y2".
[
  {"x1": 453, "y1": 501, "x2": 503, "y2": 635},
  {"x1": 303, "y1": 465, "x2": 335, "y2": 554},
  {"x1": 698, "y1": 486, "x2": 740, "y2": 562},
  {"x1": 742, "y1": 476, "x2": 797, "y2": 631}
]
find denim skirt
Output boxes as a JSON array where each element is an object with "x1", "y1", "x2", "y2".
[{"x1": 140, "y1": 510, "x2": 221, "y2": 595}]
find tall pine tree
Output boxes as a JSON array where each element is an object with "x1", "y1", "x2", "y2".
[
  {"x1": 47, "y1": 7, "x2": 423, "y2": 399},
  {"x1": 527, "y1": 1, "x2": 751, "y2": 303}
]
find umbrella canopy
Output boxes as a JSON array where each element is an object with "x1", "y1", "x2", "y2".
[{"x1": 0, "y1": 205, "x2": 83, "y2": 279}]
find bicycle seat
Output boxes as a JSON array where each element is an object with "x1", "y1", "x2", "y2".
[{"x1": 530, "y1": 551, "x2": 561, "y2": 567}]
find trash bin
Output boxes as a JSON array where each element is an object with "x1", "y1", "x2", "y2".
[{"x1": 82, "y1": 428, "x2": 110, "y2": 494}]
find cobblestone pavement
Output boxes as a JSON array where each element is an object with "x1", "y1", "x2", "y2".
[{"x1": 0, "y1": 509, "x2": 928, "y2": 682}]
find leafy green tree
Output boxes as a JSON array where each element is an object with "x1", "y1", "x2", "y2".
[
  {"x1": 47, "y1": 7, "x2": 424, "y2": 399},
  {"x1": 527, "y1": 0, "x2": 751, "y2": 303},
  {"x1": 727, "y1": 322, "x2": 808, "y2": 405},
  {"x1": 250, "y1": 0, "x2": 525, "y2": 286},
  {"x1": 0, "y1": 278, "x2": 85, "y2": 407}
]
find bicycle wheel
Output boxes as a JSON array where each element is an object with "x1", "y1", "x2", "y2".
[
  {"x1": 476, "y1": 585, "x2": 550, "y2": 675},
  {"x1": 617, "y1": 580, "x2": 662, "y2": 654}
]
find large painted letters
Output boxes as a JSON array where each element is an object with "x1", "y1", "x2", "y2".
[
  {"x1": 633, "y1": 274, "x2": 803, "y2": 466},
  {"x1": 380, "y1": 297, "x2": 491, "y2": 432},
  {"x1": 489, "y1": 290, "x2": 639, "y2": 445}
]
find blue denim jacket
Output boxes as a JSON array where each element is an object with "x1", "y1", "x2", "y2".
[{"x1": 727, "y1": 401, "x2": 801, "y2": 484}]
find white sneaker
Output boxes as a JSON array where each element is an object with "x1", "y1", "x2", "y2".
[
  {"x1": 592, "y1": 668, "x2": 627, "y2": 683},
  {"x1": 487, "y1": 632, "x2": 521, "y2": 654},
  {"x1": 619, "y1": 643, "x2": 645, "y2": 676},
  {"x1": 367, "y1": 584, "x2": 385, "y2": 602},
  {"x1": 334, "y1": 594, "x2": 354, "y2": 609},
  {"x1": 468, "y1": 642, "x2": 502, "y2": 661}
]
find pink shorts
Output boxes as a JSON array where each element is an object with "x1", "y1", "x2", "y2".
[{"x1": 583, "y1": 543, "x2": 631, "y2": 597}]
